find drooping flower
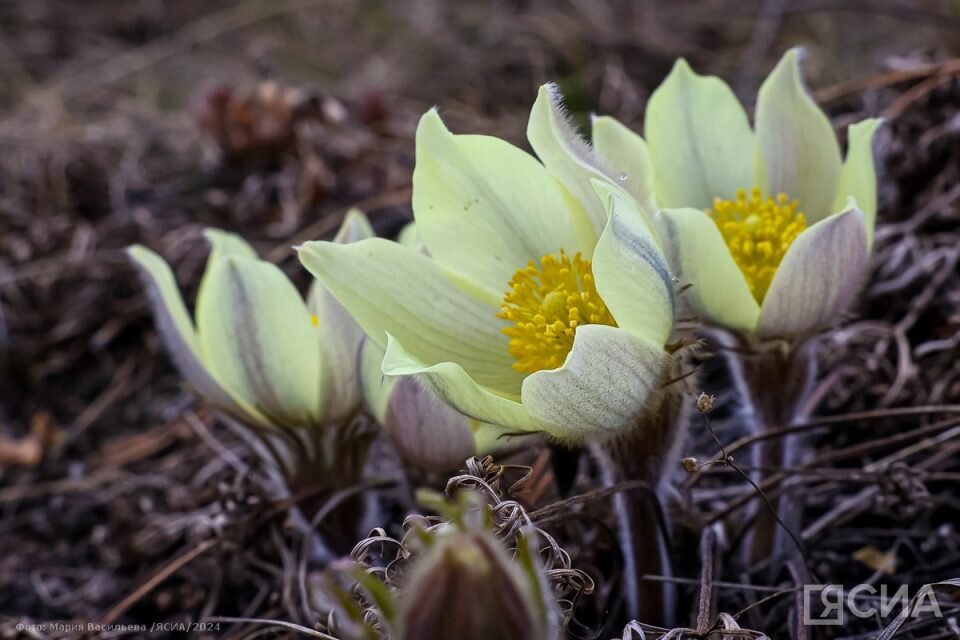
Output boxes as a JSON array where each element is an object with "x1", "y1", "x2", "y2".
[
  {"x1": 127, "y1": 209, "x2": 372, "y2": 430},
  {"x1": 298, "y1": 85, "x2": 676, "y2": 443},
  {"x1": 594, "y1": 49, "x2": 881, "y2": 339}
]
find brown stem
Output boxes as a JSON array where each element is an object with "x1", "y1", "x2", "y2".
[
  {"x1": 727, "y1": 341, "x2": 815, "y2": 574},
  {"x1": 593, "y1": 352, "x2": 691, "y2": 626}
]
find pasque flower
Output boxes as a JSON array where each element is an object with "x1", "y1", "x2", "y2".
[
  {"x1": 595, "y1": 48, "x2": 881, "y2": 339},
  {"x1": 127, "y1": 209, "x2": 371, "y2": 430},
  {"x1": 298, "y1": 85, "x2": 676, "y2": 442},
  {"x1": 360, "y1": 223, "x2": 541, "y2": 470}
]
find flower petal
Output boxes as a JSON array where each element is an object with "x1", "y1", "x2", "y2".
[
  {"x1": 833, "y1": 118, "x2": 883, "y2": 235},
  {"x1": 521, "y1": 325, "x2": 666, "y2": 442},
  {"x1": 757, "y1": 205, "x2": 869, "y2": 337},
  {"x1": 756, "y1": 49, "x2": 842, "y2": 222},
  {"x1": 591, "y1": 115, "x2": 658, "y2": 215},
  {"x1": 413, "y1": 108, "x2": 593, "y2": 293},
  {"x1": 126, "y1": 245, "x2": 262, "y2": 422},
  {"x1": 196, "y1": 255, "x2": 322, "y2": 426},
  {"x1": 527, "y1": 83, "x2": 616, "y2": 237},
  {"x1": 644, "y1": 59, "x2": 755, "y2": 209},
  {"x1": 591, "y1": 181, "x2": 674, "y2": 346},
  {"x1": 361, "y1": 339, "x2": 476, "y2": 470},
  {"x1": 298, "y1": 238, "x2": 524, "y2": 394},
  {"x1": 397, "y1": 222, "x2": 426, "y2": 253},
  {"x1": 660, "y1": 208, "x2": 760, "y2": 331},
  {"x1": 334, "y1": 207, "x2": 377, "y2": 244},
  {"x1": 382, "y1": 334, "x2": 542, "y2": 432}
]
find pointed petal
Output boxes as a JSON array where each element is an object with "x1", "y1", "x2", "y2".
[
  {"x1": 645, "y1": 59, "x2": 755, "y2": 209},
  {"x1": 298, "y1": 238, "x2": 523, "y2": 393},
  {"x1": 757, "y1": 206, "x2": 869, "y2": 337},
  {"x1": 660, "y1": 208, "x2": 760, "y2": 331},
  {"x1": 413, "y1": 109, "x2": 593, "y2": 293},
  {"x1": 591, "y1": 115, "x2": 658, "y2": 215},
  {"x1": 126, "y1": 246, "x2": 260, "y2": 421},
  {"x1": 196, "y1": 256, "x2": 322, "y2": 426},
  {"x1": 527, "y1": 84, "x2": 615, "y2": 237},
  {"x1": 591, "y1": 182, "x2": 674, "y2": 346},
  {"x1": 756, "y1": 49, "x2": 842, "y2": 222},
  {"x1": 382, "y1": 334, "x2": 542, "y2": 432},
  {"x1": 833, "y1": 118, "x2": 883, "y2": 235},
  {"x1": 334, "y1": 208, "x2": 376, "y2": 244},
  {"x1": 397, "y1": 222, "x2": 426, "y2": 253},
  {"x1": 521, "y1": 325, "x2": 666, "y2": 442}
]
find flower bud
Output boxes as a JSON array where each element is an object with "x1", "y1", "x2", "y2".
[{"x1": 399, "y1": 529, "x2": 553, "y2": 640}]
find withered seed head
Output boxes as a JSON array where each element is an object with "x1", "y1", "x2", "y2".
[{"x1": 696, "y1": 392, "x2": 716, "y2": 414}]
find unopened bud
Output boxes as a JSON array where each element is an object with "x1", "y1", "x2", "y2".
[{"x1": 399, "y1": 530, "x2": 551, "y2": 640}]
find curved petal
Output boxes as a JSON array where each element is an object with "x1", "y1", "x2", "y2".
[
  {"x1": 397, "y1": 221, "x2": 426, "y2": 253},
  {"x1": 308, "y1": 284, "x2": 364, "y2": 421},
  {"x1": 360, "y1": 339, "x2": 476, "y2": 470},
  {"x1": 298, "y1": 238, "x2": 524, "y2": 393},
  {"x1": 527, "y1": 83, "x2": 615, "y2": 237},
  {"x1": 333, "y1": 207, "x2": 376, "y2": 244},
  {"x1": 591, "y1": 182, "x2": 674, "y2": 346},
  {"x1": 757, "y1": 205, "x2": 869, "y2": 337},
  {"x1": 756, "y1": 49, "x2": 842, "y2": 222},
  {"x1": 644, "y1": 59, "x2": 755, "y2": 209},
  {"x1": 833, "y1": 118, "x2": 883, "y2": 236},
  {"x1": 199, "y1": 229, "x2": 258, "y2": 302},
  {"x1": 382, "y1": 334, "x2": 543, "y2": 432},
  {"x1": 413, "y1": 109, "x2": 592, "y2": 293},
  {"x1": 196, "y1": 256, "x2": 322, "y2": 426},
  {"x1": 660, "y1": 208, "x2": 760, "y2": 331},
  {"x1": 591, "y1": 115, "x2": 658, "y2": 215},
  {"x1": 521, "y1": 325, "x2": 666, "y2": 442},
  {"x1": 126, "y1": 246, "x2": 263, "y2": 423}
]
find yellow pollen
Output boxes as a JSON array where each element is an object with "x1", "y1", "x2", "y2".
[
  {"x1": 310, "y1": 314, "x2": 319, "y2": 327},
  {"x1": 497, "y1": 250, "x2": 616, "y2": 373},
  {"x1": 705, "y1": 187, "x2": 807, "y2": 302}
]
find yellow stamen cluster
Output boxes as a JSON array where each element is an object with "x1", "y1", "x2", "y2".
[
  {"x1": 498, "y1": 251, "x2": 616, "y2": 374},
  {"x1": 706, "y1": 187, "x2": 807, "y2": 302}
]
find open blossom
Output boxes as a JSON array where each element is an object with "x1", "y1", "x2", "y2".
[
  {"x1": 595, "y1": 49, "x2": 881, "y2": 339},
  {"x1": 127, "y1": 210, "x2": 371, "y2": 429},
  {"x1": 299, "y1": 85, "x2": 676, "y2": 442}
]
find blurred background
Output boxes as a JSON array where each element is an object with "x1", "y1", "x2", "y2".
[{"x1": 1, "y1": 0, "x2": 960, "y2": 636}]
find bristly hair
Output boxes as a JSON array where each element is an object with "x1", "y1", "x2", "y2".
[{"x1": 542, "y1": 82, "x2": 618, "y2": 179}]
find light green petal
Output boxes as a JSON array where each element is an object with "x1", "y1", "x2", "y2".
[
  {"x1": 521, "y1": 325, "x2": 666, "y2": 442},
  {"x1": 645, "y1": 59, "x2": 755, "y2": 209},
  {"x1": 126, "y1": 246, "x2": 261, "y2": 422},
  {"x1": 756, "y1": 49, "x2": 842, "y2": 222},
  {"x1": 591, "y1": 115, "x2": 658, "y2": 215},
  {"x1": 307, "y1": 283, "x2": 364, "y2": 421},
  {"x1": 382, "y1": 334, "x2": 542, "y2": 432},
  {"x1": 757, "y1": 205, "x2": 869, "y2": 338},
  {"x1": 591, "y1": 182, "x2": 674, "y2": 346},
  {"x1": 397, "y1": 222, "x2": 426, "y2": 253},
  {"x1": 196, "y1": 256, "x2": 321, "y2": 426},
  {"x1": 660, "y1": 208, "x2": 760, "y2": 331},
  {"x1": 527, "y1": 83, "x2": 615, "y2": 238},
  {"x1": 833, "y1": 118, "x2": 883, "y2": 235},
  {"x1": 471, "y1": 423, "x2": 542, "y2": 458},
  {"x1": 334, "y1": 208, "x2": 376, "y2": 244},
  {"x1": 413, "y1": 109, "x2": 592, "y2": 293},
  {"x1": 298, "y1": 238, "x2": 524, "y2": 394}
]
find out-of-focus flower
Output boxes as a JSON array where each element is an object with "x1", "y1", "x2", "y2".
[
  {"x1": 127, "y1": 209, "x2": 372, "y2": 430},
  {"x1": 595, "y1": 49, "x2": 881, "y2": 340},
  {"x1": 299, "y1": 85, "x2": 676, "y2": 443}
]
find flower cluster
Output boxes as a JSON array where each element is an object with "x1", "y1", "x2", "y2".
[{"x1": 129, "y1": 47, "x2": 881, "y2": 627}]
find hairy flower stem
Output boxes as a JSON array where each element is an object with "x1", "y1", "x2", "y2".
[
  {"x1": 727, "y1": 340, "x2": 815, "y2": 575},
  {"x1": 592, "y1": 354, "x2": 691, "y2": 626},
  {"x1": 222, "y1": 413, "x2": 376, "y2": 558}
]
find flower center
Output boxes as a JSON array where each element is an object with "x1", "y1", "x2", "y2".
[
  {"x1": 705, "y1": 187, "x2": 807, "y2": 303},
  {"x1": 497, "y1": 250, "x2": 616, "y2": 373}
]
